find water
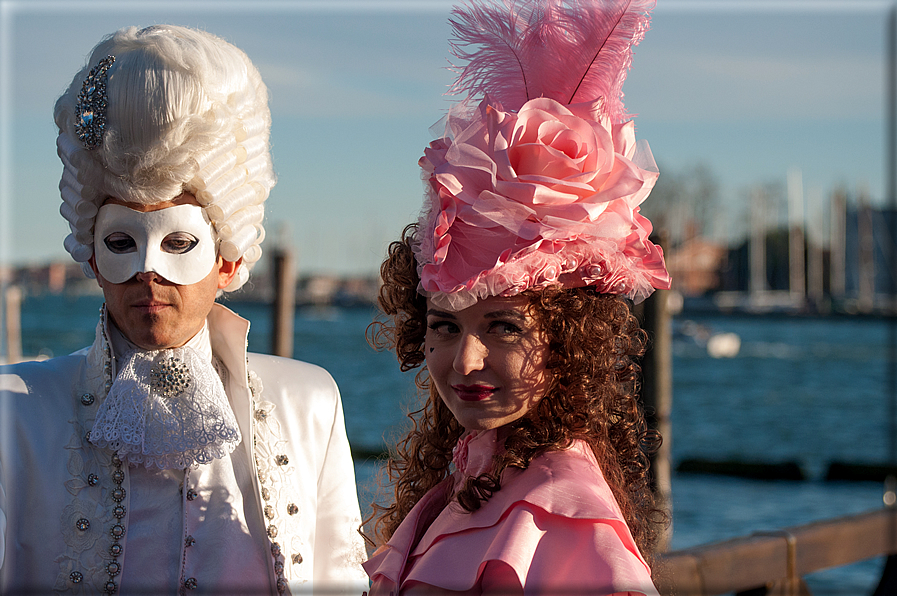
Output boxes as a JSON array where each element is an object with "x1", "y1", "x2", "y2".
[
  {"x1": 14, "y1": 294, "x2": 892, "y2": 594},
  {"x1": 673, "y1": 314, "x2": 890, "y2": 478}
]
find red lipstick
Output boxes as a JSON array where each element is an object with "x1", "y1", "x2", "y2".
[{"x1": 452, "y1": 384, "x2": 496, "y2": 402}]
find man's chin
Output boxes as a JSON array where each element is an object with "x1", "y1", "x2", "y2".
[{"x1": 122, "y1": 324, "x2": 187, "y2": 351}]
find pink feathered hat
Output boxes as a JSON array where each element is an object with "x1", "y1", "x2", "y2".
[{"x1": 414, "y1": 0, "x2": 671, "y2": 310}]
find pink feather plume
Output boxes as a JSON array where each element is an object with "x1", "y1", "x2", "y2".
[{"x1": 448, "y1": 0, "x2": 654, "y2": 122}]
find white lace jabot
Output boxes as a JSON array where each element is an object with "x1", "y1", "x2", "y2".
[{"x1": 89, "y1": 320, "x2": 242, "y2": 469}]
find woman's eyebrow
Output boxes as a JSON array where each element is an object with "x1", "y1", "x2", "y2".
[
  {"x1": 484, "y1": 309, "x2": 526, "y2": 321},
  {"x1": 426, "y1": 309, "x2": 456, "y2": 319}
]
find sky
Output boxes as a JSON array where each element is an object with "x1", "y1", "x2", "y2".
[{"x1": 0, "y1": 0, "x2": 892, "y2": 276}]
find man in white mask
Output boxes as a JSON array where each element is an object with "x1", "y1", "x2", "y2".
[{"x1": 0, "y1": 25, "x2": 368, "y2": 594}]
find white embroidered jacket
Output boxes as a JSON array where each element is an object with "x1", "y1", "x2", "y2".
[{"x1": 0, "y1": 304, "x2": 369, "y2": 594}]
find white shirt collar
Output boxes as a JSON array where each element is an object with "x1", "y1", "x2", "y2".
[{"x1": 108, "y1": 319, "x2": 213, "y2": 364}]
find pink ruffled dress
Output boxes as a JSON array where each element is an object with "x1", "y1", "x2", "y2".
[{"x1": 364, "y1": 430, "x2": 660, "y2": 595}]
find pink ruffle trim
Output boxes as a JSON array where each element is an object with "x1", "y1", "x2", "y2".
[{"x1": 364, "y1": 439, "x2": 658, "y2": 595}]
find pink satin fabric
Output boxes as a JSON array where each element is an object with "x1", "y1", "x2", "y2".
[{"x1": 364, "y1": 433, "x2": 659, "y2": 595}]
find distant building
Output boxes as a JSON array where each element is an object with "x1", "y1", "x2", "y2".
[
  {"x1": 664, "y1": 237, "x2": 728, "y2": 296},
  {"x1": 9, "y1": 261, "x2": 95, "y2": 296},
  {"x1": 841, "y1": 207, "x2": 896, "y2": 301}
]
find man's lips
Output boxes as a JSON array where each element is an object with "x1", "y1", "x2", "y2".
[
  {"x1": 132, "y1": 300, "x2": 170, "y2": 313},
  {"x1": 451, "y1": 384, "x2": 497, "y2": 402}
]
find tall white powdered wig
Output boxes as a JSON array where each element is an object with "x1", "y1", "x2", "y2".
[{"x1": 54, "y1": 24, "x2": 275, "y2": 292}]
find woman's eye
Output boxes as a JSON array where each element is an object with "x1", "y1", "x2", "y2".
[
  {"x1": 427, "y1": 320, "x2": 459, "y2": 336},
  {"x1": 103, "y1": 233, "x2": 136, "y2": 254},
  {"x1": 161, "y1": 233, "x2": 198, "y2": 254},
  {"x1": 490, "y1": 321, "x2": 523, "y2": 336}
]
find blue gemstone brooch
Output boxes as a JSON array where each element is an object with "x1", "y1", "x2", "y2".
[
  {"x1": 74, "y1": 55, "x2": 115, "y2": 150},
  {"x1": 149, "y1": 355, "x2": 192, "y2": 399}
]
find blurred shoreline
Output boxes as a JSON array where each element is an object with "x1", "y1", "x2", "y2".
[{"x1": 6, "y1": 257, "x2": 897, "y2": 318}]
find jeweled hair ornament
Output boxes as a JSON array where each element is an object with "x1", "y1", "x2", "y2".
[
  {"x1": 415, "y1": 0, "x2": 671, "y2": 310},
  {"x1": 54, "y1": 25, "x2": 275, "y2": 291},
  {"x1": 74, "y1": 55, "x2": 115, "y2": 150}
]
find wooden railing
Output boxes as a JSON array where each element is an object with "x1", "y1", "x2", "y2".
[{"x1": 655, "y1": 507, "x2": 897, "y2": 595}]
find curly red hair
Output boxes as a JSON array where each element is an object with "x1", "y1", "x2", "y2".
[{"x1": 365, "y1": 224, "x2": 665, "y2": 558}]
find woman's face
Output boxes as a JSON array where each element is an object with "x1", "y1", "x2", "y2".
[{"x1": 425, "y1": 295, "x2": 550, "y2": 431}]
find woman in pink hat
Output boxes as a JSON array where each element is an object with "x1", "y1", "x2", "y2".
[{"x1": 363, "y1": 0, "x2": 671, "y2": 593}]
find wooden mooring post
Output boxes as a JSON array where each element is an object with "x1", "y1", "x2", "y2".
[
  {"x1": 271, "y1": 247, "x2": 295, "y2": 358},
  {"x1": 3, "y1": 284, "x2": 22, "y2": 364},
  {"x1": 635, "y1": 280, "x2": 673, "y2": 549}
]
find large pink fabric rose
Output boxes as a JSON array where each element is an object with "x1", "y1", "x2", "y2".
[{"x1": 416, "y1": 96, "x2": 670, "y2": 309}]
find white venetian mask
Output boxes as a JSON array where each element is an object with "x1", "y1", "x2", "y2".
[{"x1": 94, "y1": 203, "x2": 218, "y2": 285}]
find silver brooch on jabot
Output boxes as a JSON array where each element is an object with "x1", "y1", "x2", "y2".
[
  {"x1": 150, "y1": 354, "x2": 192, "y2": 398},
  {"x1": 74, "y1": 55, "x2": 115, "y2": 150}
]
